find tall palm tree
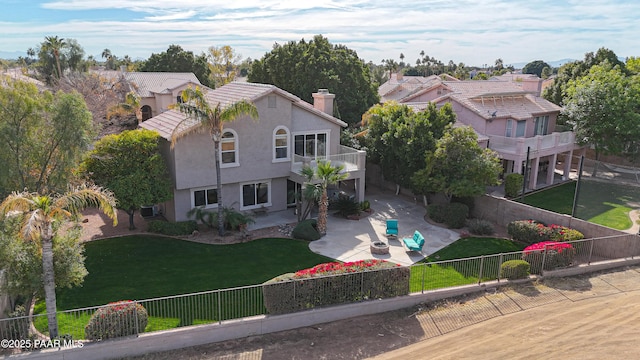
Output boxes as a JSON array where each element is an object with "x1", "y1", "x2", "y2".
[
  {"x1": 171, "y1": 86, "x2": 258, "y2": 236},
  {"x1": 0, "y1": 185, "x2": 118, "y2": 339},
  {"x1": 43, "y1": 36, "x2": 66, "y2": 80},
  {"x1": 300, "y1": 160, "x2": 348, "y2": 236}
]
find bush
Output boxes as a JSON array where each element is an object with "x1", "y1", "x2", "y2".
[
  {"x1": 522, "y1": 241, "x2": 576, "y2": 274},
  {"x1": 333, "y1": 195, "x2": 361, "y2": 217},
  {"x1": 444, "y1": 202, "x2": 469, "y2": 229},
  {"x1": 507, "y1": 220, "x2": 551, "y2": 245},
  {"x1": 360, "y1": 200, "x2": 371, "y2": 212},
  {"x1": 548, "y1": 225, "x2": 584, "y2": 242},
  {"x1": 187, "y1": 206, "x2": 254, "y2": 231},
  {"x1": 466, "y1": 219, "x2": 494, "y2": 236},
  {"x1": 263, "y1": 260, "x2": 409, "y2": 314},
  {"x1": 147, "y1": 220, "x2": 198, "y2": 236},
  {"x1": 504, "y1": 173, "x2": 524, "y2": 198},
  {"x1": 451, "y1": 196, "x2": 475, "y2": 213},
  {"x1": 291, "y1": 219, "x2": 321, "y2": 241},
  {"x1": 427, "y1": 204, "x2": 447, "y2": 223},
  {"x1": 500, "y1": 260, "x2": 530, "y2": 280},
  {"x1": 6, "y1": 305, "x2": 30, "y2": 340},
  {"x1": 85, "y1": 301, "x2": 148, "y2": 340}
]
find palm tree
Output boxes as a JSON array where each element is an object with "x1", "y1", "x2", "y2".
[
  {"x1": 171, "y1": 86, "x2": 258, "y2": 236},
  {"x1": 300, "y1": 160, "x2": 349, "y2": 236},
  {"x1": 43, "y1": 36, "x2": 66, "y2": 80},
  {"x1": 0, "y1": 184, "x2": 118, "y2": 339}
]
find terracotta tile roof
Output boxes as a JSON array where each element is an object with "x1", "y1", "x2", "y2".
[
  {"x1": 123, "y1": 72, "x2": 201, "y2": 97},
  {"x1": 378, "y1": 74, "x2": 444, "y2": 102},
  {"x1": 140, "y1": 82, "x2": 346, "y2": 140},
  {"x1": 440, "y1": 81, "x2": 561, "y2": 120}
]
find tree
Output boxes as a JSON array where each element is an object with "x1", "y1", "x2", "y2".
[
  {"x1": 171, "y1": 86, "x2": 258, "y2": 235},
  {"x1": 0, "y1": 184, "x2": 118, "y2": 339},
  {"x1": 107, "y1": 91, "x2": 142, "y2": 121},
  {"x1": 412, "y1": 126, "x2": 502, "y2": 202},
  {"x1": 300, "y1": 161, "x2": 348, "y2": 235},
  {"x1": 208, "y1": 45, "x2": 242, "y2": 88},
  {"x1": 78, "y1": 129, "x2": 173, "y2": 229},
  {"x1": 43, "y1": 36, "x2": 66, "y2": 81},
  {"x1": 494, "y1": 58, "x2": 504, "y2": 71},
  {"x1": 139, "y1": 45, "x2": 213, "y2": 87},
  {"x1": 248, "y1": 35, "x2": 379, "y2": 124},
  {"x1": 522, "y1": 60, "x2": 551, "y2": 77},
  {"x1": 562, "y1": 63, "x2": 640, "y2": 161},
  {"x1": 0, "y1": 78, "x2": 95, "y2": 196},
  {"x1": 541, "y1": 66, "x2": 553, "y2": 79}
]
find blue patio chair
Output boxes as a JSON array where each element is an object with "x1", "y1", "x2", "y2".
[
  {"x1": 386, "y1": 219, "x2": 398, "y2": 238},
  {"x1": 402, "y1": 230, "x2": 425, "y2": 252}
]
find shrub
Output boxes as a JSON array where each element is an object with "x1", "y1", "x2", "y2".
[
  {"x1": 291, "y1": 219, "x2": 321, "y2": 241},
  {"x1": 187, "y1": 206, "x2": 254, "y2": 231},
  {"x1": 263, "y1": 260, "x2": 409, "y2": 314},
  {"x1": 360, "y1": 200, "x2": 371, "y2": 212},
  {"x1": 147, "y1": 220, "x2": 198, "y2": 236},
  {"x1": 427, "y1": 204, "x2": 447, "y2": 223},
  {"x1": 466, "y1": 219, "x2": 494, "y2": 235},
  {"x1": 548, "y1": 224, "x2": 584, "y2": 242},
  {"x1": 333, "y1": 195, "x2": 361, "y2": 217},
  {"x1": 507, "y1": 220, "x2": 551, "y2": 245},
  {"x1": 500, "y1": 260, "x2": 530, "y2": 280},
  {"x1": 504, "y1": 173, "x2": 524, "y2": 198},
  {"x1": 444, "y1": 202, "x2": 469, "y2": 229},
  {"x1": 522, "y1": 241, "x2": 576, "y2": 274},
  {"x1": 451, "y1": 196, "x2": 475, "y2": 213},
  {"x1": 85, "y1": 301, "x2": 148, "y2": 340},
  {"x1": 6, "y1": 305, "x2": 30, "y2": 340}
]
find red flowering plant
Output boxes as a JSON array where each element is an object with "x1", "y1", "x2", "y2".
[
  {"x1": 293, "y1": 259, "x2": 399, "y2": 279},
  {"x1": 522, "y1": 241, "x2": 576, "y2": 274},
  {"x1": 85, "y1": 300, "x2": 148, "y2": 340}
]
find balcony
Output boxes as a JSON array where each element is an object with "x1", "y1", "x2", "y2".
[
  {"x1": 487, "y1": 131, "x2": 576, "y2": 159},
  {"x1": 291, "y1": 145, "x2": 365, "y2": 177}
]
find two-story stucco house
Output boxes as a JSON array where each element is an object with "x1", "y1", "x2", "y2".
[
  {"x1": 379, "y1": 73, "x2": 584, "y2": 190},
  {"x1": 140, "y1": 81, "x2": 366, "y2": 222}
]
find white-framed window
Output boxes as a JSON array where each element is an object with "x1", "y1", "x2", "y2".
[
  {"x1": 273, "y1": 126, "x2": 290, "y2": 162},
  {"x1": 191, "y1": 187, "x2": 218, "y2": 209},
  {"x1": 505, "y1": 119, "x2": 513, "y2": 137},
  {"x1": 293, "y1": 132, "x2": 328, "y2": 160},
  {"x1": 220, "y1": 129, "x2": 239, "y2": 167},
  {"x1": 534, "y1": 115, "x2": 549, "y2": 136},
  {"x1": 241, "y1": 180, "x2": 271, "y2": 209},
  {"x1": 515, "y1": 120, "x2": 526, "y2": 137}
]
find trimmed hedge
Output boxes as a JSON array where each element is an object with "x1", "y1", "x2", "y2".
[
  {"x1": 504, "y1": 173, "x2": 524, "y2": 198},
  {"x1": 291, "y1": 219, "x2": 321, "y2": 241},
  {"x1": 427, "y1": 204, "x2": 447, "y2": 224},
  {"x1": 147, "y1": 220, "x2": 198, "y2": 236},
  {"x1": 262, "y1": 260, "x2": 409, "y2": 315},
  {"x1": 85, "y1": 301, "x2": 148, "y2": 340},
  {"x1": 427, "y1": 202, "x2": 469, "y2": 229},
  {"x1": 500, "y1": 260, "x2": 530, "y2": 280},
  {"x1": 507, "y1": 220, "x2": 551, "y2": 245}
]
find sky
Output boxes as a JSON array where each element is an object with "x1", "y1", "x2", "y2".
[{"x1": 1, "y1": 0, "x2": 639, "y2": 67}]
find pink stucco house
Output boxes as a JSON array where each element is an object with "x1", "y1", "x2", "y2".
[{"x1": 379, "y1": 73, "x2": 584, "y2": 190}]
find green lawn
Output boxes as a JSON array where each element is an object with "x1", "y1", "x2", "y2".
[
  {"x1": 519, "y1": 181, "x2": 638, "y2": 230},
  {"x1": 409, "y1": 237, "x2": 526, "y2": 292},
  {"x1": 35, "y1": 235, "x2": 333, "y2": 338}
]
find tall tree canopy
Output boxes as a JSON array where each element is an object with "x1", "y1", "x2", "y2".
[
  {"x1": 248, "y1": 35, "x2": 379, "y2": 124},
  {"x1": 207, "y1": 45, "x2": 242, "y2": 88},
  {"x1": 562, "y1": 62, "x2": 640, "y2": 162},
  {"x1": 0, "y1": 78, "x2": 95, "y2": 196},
  {"x1": 411, "y1": 126, "x2": 502, "y2": 202},
  {"x1": 139, "y1": 45, "x2": 213, "y2": 87},
  {"x1": 78, "y1": 129, "x2": 174, "y2": 229},
  {"x1": 362, "y1": 101, "x2": 456, "y2": 189},
  {"x1": 522, "y1": 60, "x2": 551, "y2": 77}
]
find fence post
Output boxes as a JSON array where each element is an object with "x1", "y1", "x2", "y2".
[
  {"x1": 421, "y1": 263, "x2": 426, "y2": 294},
  {"x1": 478, "y1": 256, "x2": 485, "y2": 284},
  {"x1": 133, "y1": 300, "x2": 139, "y2": 336},
  {"x1": 541, "y1": 244, "x2": 549, "y2": 275},
  {"x1": 497, "y1": 254, "x2": 504, "y2": 282},
  {"x1": 361, "y1": 271, "x2": 364, "y2": 300},
  {"x1": 217, "y1": 290, "x2": 222, "y2": 324},
  {"x1": 631, "y1": 235, "x2": 638, "y2": 260},
  {"x1": 588, "y1": 239, "x2": 594, "y2": 265}
]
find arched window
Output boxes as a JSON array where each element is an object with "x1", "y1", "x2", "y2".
[
  {"x1": 220, "y1": 130, "x2": 238, "y2": 167},
  {"x1": 141, "y1": 105, "x2": 152, "y2": 121},
  {"x1": 273, "y1": 126, "x2": 290, "y2": 162}
]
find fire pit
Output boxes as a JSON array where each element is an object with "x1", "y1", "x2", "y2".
[{"x1": 370, "y1": 241, "x2": 390, "y2": 255}]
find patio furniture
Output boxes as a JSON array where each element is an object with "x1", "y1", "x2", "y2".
[
  {"x1": 386, "y1": 219, "x2": 398, "y2": 238},
  {"x1": 402, "y1": 230, "x2": 425, "y2": 252}
]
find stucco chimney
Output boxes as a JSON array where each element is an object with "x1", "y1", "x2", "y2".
[
  {"x1": 312, "y1": 89, "x2": 335, "y2": 116},
  {"x1": 396, "y1": 72, "x2": 403, "y2": 81},
  {"x1": 522, "y1": 77, "x2": 542, "y2": 96}
]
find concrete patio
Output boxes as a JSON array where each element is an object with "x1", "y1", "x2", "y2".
[{"x1": 249, "y1": 189, "x2": 461, "y2": 266}]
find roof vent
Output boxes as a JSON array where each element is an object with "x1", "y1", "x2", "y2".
[{"x1": 318, "y1": 88, "x2": 329, "y2": 94}]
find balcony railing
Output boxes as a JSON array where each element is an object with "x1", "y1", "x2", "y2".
[
  {"x1": 488, "y1": 131, "x2": 576, "y2": 157},
  {"x1": 291, "y1": 145, "x2": 365, "y2": 174}
]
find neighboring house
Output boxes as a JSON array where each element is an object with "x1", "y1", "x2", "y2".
[
  {"x1": 379, "y1": 74, "x2": 585, "y2": 190},
  {"x1": 140, "y1": 82, "x2": 366, "y2": 222}
]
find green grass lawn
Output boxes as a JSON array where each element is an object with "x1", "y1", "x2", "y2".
[
  {"x1": 34, "y1": 235, "x2": 333, "y2": 338},
  {"x1": 519, "y1": 181, "x2": 638, "y2": 230},
  {"x1": 409, "y1": 237, "x2": 526, "y2": 292}
]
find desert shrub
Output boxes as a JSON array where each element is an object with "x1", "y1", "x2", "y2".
[
  {"x1": 452, "y1": 196, "x2": 475, "y2": 213},
  {"x1": 500, "y1": 260, "x2": 530, "y2": 280},
  {"x1": 548, "y1": 225, "x2": 584, "y2": 242},
  {"x1": 187, "y1": 206, "x2": 254, "y2": 231},
  {"x1": 504, "y1": 173, "x2": 524, "y2": 198},
  {"x1": 333, "y1": 195, "x2": 361, "y2": 217},
  {"x1": 507, "y1": 220, "x2": 551, "y2": 245},
  {"x1": 466, "y1": 219, "x2": 494, "y2": 235},
  {"x1": 263, "y1": 259, "x2": 409, "y2": 314},
  {"x1": 147, "y1": 220, "x2": 198, "y2": 236},
  {"x1": 291, "y1": 219, "x2": 321, "y2": 241},
  {"x1": 85, "y1": 301, "x2": 148, "y2": 340},
  {"x1": 444, "y1": 202, "x2": 469, "y2": 229},
  {"x1": 522, "y1": 241, "x2": 576, "y2": 274},
  {"x1": 427, "y1": 204, "x2": 447, "y2": 223}
]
